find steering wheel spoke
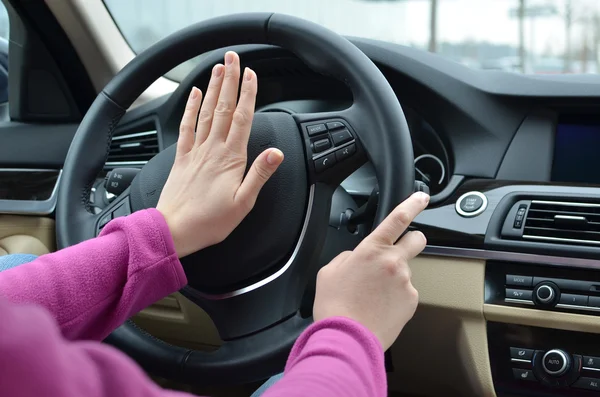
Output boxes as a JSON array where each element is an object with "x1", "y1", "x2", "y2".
[{"x1": 294, "y1": 108, "x2": 368, "y2": 186}]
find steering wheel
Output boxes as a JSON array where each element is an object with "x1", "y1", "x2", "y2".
[{"x1": 56, "y1": 13, "x2": 414, "y2": 385}]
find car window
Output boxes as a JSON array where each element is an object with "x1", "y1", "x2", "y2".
[
  {"x1": 0, "y1": 2, "x2": 8, "y2": 104},
  {"x1": 103, "y1": 0, "x2": 600, "y2": 82}
]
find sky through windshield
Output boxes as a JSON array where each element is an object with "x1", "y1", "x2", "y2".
[{"x1": 104, "y1": 0, "x2": 600, "y2": 80}]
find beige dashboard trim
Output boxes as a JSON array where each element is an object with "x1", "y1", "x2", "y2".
[
  {"x1": 485, "y1": 304, "x2": 600, "y2": 333},
  {"x1": 387, "y1": 256, "x2": 496, "y2": 397}
]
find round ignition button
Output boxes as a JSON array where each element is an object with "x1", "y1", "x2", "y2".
[{"x1": 455, "y1": 191, "x2": 488, "y2": 217}]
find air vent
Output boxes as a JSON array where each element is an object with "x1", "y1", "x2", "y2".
[
  {"x1": 105, "y1": 129, "x2": 159, "y2": 169},
  {"x1": 523, "y1": 200, "x2": 600, "y2": 246}
]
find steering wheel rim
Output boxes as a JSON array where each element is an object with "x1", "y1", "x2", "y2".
[{"x1": 57, "y1": 13, "x2": 414, "y2": 385}]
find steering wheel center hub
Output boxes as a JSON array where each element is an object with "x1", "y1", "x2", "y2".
[{"x1": 129, "y1": 112, "x2": 308, "y2": 292}]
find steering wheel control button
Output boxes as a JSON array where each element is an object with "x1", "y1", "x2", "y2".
[
  {"x1": 506, "y1": 288, "x2": 533, "y2": 301},
  {"x1": 506, "y1": 275, "x2": 533, "y2": 287},
  {"x1": 331, "y1": 129, "x2": 353, "y2": 146},
  {"x1": 326, "y1": 121, "x2": 345, "y2": 130},
  {"x1": 510, "y1": 347, "x2": 534, "y2": 361},
  {"x1": 98, "y1": 213, "x2": 112, "y2": 229},
  {"x1": 112, "y1": 200, "x2": 132, "y2": 219},
  {"x1": 335, "y1": 144, "x2": 356, "y2": 162},
  {"x1": 583, "y1": 356, "x2": 600, "y2": 370},
  {"x1": 314, "y1": 153, "x2": 337, "y2": 173},
  {"x1": 574, "y1": 377, "x2": 600, "y2": 391},
  {"x1": 306, "y1": 123, "x2": 327, "y2": 137},
  {"x1": 455, "y1": 191, "x2": 488, "y2": 217},
  {"x1": 513, "y1": 368, "x2": 536, "y2": 381},
  {"x1": 559, "y1": 293, "x2": 588, "y2": 306},
  {"x1": 312, "y1": 138, "x2": 331, "y2": 153},
  {"x1": 536, "y1": 285, "x2": 554, "y2": 303},
  {"x1": 542, "y1": 350, "x2": 571, "y2": 377}
]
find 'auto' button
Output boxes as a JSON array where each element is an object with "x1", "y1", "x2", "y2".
[{"x1": 314, "y1": 153, "x2": 336, "y2": 173}]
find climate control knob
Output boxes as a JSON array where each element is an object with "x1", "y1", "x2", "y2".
[
  {"x1": 542, "y1": 349, "x2": 571, "y2": 377},
  {"x1": 534, "y1": 282, "x2": 559, "y2": 306}
]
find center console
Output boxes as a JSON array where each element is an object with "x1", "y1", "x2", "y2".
[{"x1": 413, "y1": 111, "x2": 600, "y2": 396}]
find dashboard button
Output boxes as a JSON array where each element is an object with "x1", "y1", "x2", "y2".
[
  {"x1": 455, "y1": 191, "x2": 488, "y2": 217},
  {"x1": 335, "y1": 144, "x2": 356, "y2": 162},
  {"x1": 583, "y1": 356, "x2": 600, "y2": 369},
  {"x1": 542, "y1": 349, "x2": 571, "y2": 377},
  {"x1": 506, "y1": 275, "x2": 533, "y2": 287},
  {"x1": 331, "y1": 129, "x2": 353, "y2": 146},
  {"x1": 506, "y1": 288, "x2": 533, "y2": 301},
  {"x1": 589, "y1": 296, "x2": 600, "y2": 308},
  {"x1": 326, "y1": 121, "x2": 345, "y2": 130},
  {"x1": 307, "y1": 124, "x2": 327, "y2": 136},
  {"x1": 460, "y1": 195, "x2": 483, "y2": 213},
  {"x1": 511, "y1": 347, "x2": 534, "y2": 361},
  {"x1": 314, "y1": 153, "x2": 336, "y2": 173},
  {"x1": 559, "y1": 293, "x2": 588, "y2": 306},
  {"x1": 513, "y1": 368, "x2": 536, "y2": 381},
  {"x1": 573, "y1": 377, "x2": 600, "y2": 391},
  {"x1": 313, "y1": 138, "x2": 331, "y2": 153},
  {"x1": 536, "y1": 285, "x2": 554, "y2": 303}
]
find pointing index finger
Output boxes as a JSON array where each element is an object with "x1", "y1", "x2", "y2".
[{"x1": 365, "y1": 192, "x2": 429, "y2": 246}]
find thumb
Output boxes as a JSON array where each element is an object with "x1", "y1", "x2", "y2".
[{"x1": 235, "y1": 148, "x2": 284, "y2": 211}]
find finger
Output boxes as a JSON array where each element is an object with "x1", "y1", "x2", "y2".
[
  {"x1": 366, "y1": 192, "x2": 429, "y2": 246},
  {"x1": 226, "y1": 67, "x2": 257, "y2": 152},
  {"x1": 195, "y1": 64, "x2": 225, "y2": 147},
  {"x1": 177, "y1": 87, "x2": 202, "y2": 156},
  {"x1": 394, "y1": 230, "x2": 427, "y2": 262},
  {"x1": 234, "y1": 148, "x2": 284, "y2": 213},
  {"x1": 208, "y1": 51, "x2": 241, "y2": 142}
]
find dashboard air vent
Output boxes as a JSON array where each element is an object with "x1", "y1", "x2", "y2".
[
  {"x1": 523, "y1": 200, "x2": 600, "y2": 246},
  {"x1": 106, "y1": 129, "x2": 159, "y2": 169}
]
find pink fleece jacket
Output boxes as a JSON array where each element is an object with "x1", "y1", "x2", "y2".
[{"x1": 0, "y1": 209, "x2": 386, "y2": 397}]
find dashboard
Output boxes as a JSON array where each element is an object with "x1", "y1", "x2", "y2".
[{"x1": 10, "y1": 37, "x2": 600, "y2": 396}]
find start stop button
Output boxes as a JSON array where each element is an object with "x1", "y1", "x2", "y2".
[{"x1": 456, "y1": 191, "x2": 488, "y2": 217}]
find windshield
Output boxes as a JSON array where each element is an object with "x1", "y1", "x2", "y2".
[{"x1": 104, "y1": 0, "x2": 600, "y2": 81}]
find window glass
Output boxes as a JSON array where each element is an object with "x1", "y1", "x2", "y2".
[{"x1": 104, "y1": 0, "x2": 600, "y2": 82}]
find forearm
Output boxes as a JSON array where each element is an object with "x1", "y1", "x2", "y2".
[
  {"x1": 263, "y1": 317, "x2": 387, "y2": 397},
  {"x1": 0, "y1": 209, "x2": 187, "y2": 340},
  {"x1": 0, "y1": 297, "x2": 194, "y2": 397}
]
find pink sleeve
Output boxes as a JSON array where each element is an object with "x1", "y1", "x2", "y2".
[
  {"x1": 0, "y1": 208, "x2": 187, "y2": 341},
  {"x1": 263, "y1": 317, "x2": 387, "y2": 397}
]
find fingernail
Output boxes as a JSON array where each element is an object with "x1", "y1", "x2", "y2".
[
  {"x1": 244, "y1": 68, "x2": 252, "y2": 81},
  {"x1": 415, "y1": 231, "x2": 427, "y2": 243},
  {"x1": 415, "y1": 191, "x2": 430, "y2": 204},
  {"x1": 189, "y1": 87, "x2": 199, "y2": 99},
  {"x1": 213, "y1": 64, "x2": 223, "y2": 77},
  {"x1": 267, "y1": 149, "x2": 284, "y2": 165},
  {"x1": 225, "y1": 52, "x2": 234, "y2": 65}
]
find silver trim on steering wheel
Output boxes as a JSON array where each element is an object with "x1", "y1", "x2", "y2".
[{"x1": 190, "y1": 184, "x2": 315, "y2": 300}]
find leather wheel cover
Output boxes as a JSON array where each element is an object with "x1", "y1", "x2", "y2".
[{"x1": 56, "y1": 13, "x2": 414, "y2": 385}]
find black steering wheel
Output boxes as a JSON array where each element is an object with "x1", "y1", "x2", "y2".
[{"x1": 56, "y1": 13, "x2": 414, "y2": 385}]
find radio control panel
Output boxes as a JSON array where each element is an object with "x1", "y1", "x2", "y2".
[{"x1": 486, "y1": 261, "x2": 600, "y2": 315}]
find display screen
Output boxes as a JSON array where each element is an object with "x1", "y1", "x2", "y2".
[{"x1": 552, "y1": 119, "x2": 600, "y2": 185}]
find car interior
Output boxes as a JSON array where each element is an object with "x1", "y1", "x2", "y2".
[{"x1": 4, "y1": 0, "x2": 600, "y2": 396}]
